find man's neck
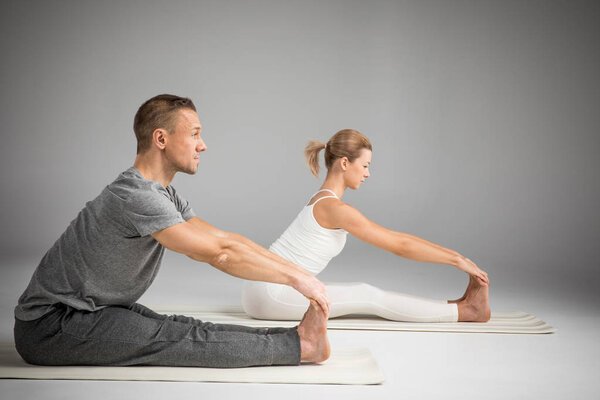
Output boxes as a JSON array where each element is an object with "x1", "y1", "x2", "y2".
[{"x1": 133, "y1": 153, "x2": 176, "y2": 188}]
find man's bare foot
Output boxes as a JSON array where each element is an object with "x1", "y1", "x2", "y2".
[
  {"x1": 297, "y1": 301, "x2": 330, "y2": 363},
  {"x1": 457, "y1": 279, "x2": 491, "y2": 322},
  {"x1": 448, "y1": 275, "x2": 476, "y2": 304}
]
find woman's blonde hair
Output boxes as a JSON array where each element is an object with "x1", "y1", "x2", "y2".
[{"x1": 304, "y1": 129, "x2": 372, "y2": 178}]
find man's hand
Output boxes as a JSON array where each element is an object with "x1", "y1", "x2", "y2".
[
  {"x1": 152, "y1": 220, "x2": 332, "y2": 312},
  {"x1": 292, "y1": 274, "x2": 331, "y2": 317}
]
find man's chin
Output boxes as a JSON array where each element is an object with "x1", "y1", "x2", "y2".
[{"x1": 177, "y1": 166, "x2": 199, "y2": 175}]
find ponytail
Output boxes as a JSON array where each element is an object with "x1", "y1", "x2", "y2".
[
  {"x1": 304, "y1": 140, "x2": 327, "y2": 178},
  {"x1": 304, "y1": 129, "x2": 372, "y2": 178}
]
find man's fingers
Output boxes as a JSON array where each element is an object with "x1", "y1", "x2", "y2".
[
  {"x1": 319, "y1": 297, "x2": 330, "y2": 316},
  {"x1": 314, "y1": 296, "x2": 330, "y2": 316}
]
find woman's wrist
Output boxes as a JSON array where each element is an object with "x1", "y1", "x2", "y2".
[{"x1": 451, "y1": 252, "x2": 465, "y2": 268}]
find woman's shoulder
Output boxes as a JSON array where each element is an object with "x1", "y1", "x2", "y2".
[
  {"x1": 312, "y1": 196, "x2": 357, "y2": 229},
  {"x1": 308, "y1": 192, "x2": 337, "y2": 205}
]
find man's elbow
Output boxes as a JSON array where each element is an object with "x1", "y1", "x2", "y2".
[
  {"x1": 211, "y1": 251, "x2": 232, "y2": 270},
  {"x1": 191, "y1": 238, "x2": 239, "y2": 271},
  {"x1": 208, "y1": 246, "x2": 243, "y2": 274},
  {"x1": 186, "y1": 237, "x2": 231, "y2": 265}
]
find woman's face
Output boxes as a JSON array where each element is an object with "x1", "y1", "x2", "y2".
[{"x1": 344, "y1": 148, "x2": 372, "y2": 190}]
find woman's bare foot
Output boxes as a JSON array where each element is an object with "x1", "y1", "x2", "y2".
[
  {"x1": 448, "y1": 275, "x2": 476, "y2": 304},
  {"x1": 457, "y1": 279, "x2": 491, "y2": 322},
  {"x1": 297, "y1": 301, "x2": 330, "y2": 362}
]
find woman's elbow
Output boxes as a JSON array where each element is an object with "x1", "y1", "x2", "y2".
[{"x1": 394, "y1": 236, "x2": 412, "y2": 257}]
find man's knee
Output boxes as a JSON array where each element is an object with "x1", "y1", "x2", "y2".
[{"x1": 14, "y1": 317, "x2": 68, "y2": 365}]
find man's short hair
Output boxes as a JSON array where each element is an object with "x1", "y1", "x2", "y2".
[{"x1": 133, "y1": 94, "x2": 197, "y2": 154}]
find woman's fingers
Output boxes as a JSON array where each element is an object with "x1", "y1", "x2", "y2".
[
  {"x1": 473, "y1": 264, "x2": 490, "y2": 284},
  {"x1": 470, "y1": 268, "x2": 489, "y2": 286},
  {"x1": 479, "y1": 273, "x2": 490, "y2": 286},
  {"x1": 461, "y1": 256, "x2": 490, "y2": 286},
  {"x1": 480, "y1": 269, "x2": 490, "y2": 284}
]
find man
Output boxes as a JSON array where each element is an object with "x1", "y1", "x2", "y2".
[{"x1": 14, "y1": 94, "x2": 330, "y2": 368}]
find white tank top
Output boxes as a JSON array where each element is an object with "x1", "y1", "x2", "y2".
[{"x1": 269, "y1": 189, "x2": 348, "y2": 275}]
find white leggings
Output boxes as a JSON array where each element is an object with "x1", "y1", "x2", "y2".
[{"x1": 242, "y1": 281, "x2": 459, "y2": 323}]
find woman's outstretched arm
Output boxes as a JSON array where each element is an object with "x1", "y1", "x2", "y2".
[{"x1": 318, "y1": 199, "x2": 489, "y2": 286}]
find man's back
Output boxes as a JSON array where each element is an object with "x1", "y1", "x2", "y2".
[{"x1": 15, "y1": 167, "x2": 194, "y2": 321}]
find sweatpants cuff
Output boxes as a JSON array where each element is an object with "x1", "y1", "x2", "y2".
[{"x1": 268, "y1": 326, "x2": 301, "y2": 365}]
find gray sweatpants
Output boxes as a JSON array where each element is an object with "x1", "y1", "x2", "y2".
[{"x1": 14, "y1": 303, "x2": 301, "y2": 368}]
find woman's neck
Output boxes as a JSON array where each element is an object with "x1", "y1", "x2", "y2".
[{"x1": 320, "y1": 174, "x2": 346, "y2": 199}]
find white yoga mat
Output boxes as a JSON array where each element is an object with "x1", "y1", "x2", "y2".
[
  {"x1": 0, "y1": 343, "x2": 384, "y2": 385},
  {"x1": 151, "y1": 305, "x2": 556, "y2": 334}
]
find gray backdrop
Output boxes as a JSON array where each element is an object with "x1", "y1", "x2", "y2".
[{"x1": 1, "y1": 0, "x2": 599, "y2": 307}]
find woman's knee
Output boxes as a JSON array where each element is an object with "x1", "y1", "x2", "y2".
[
  {"x1": 242, "y1": 285, "x2": 272, "y2": 319},
  {"x1": 242, "y1": 285, "x2": 306, "y2": 320},
  {"x1": 328, "y1": 282, "x2": 381, "y2": 297}
]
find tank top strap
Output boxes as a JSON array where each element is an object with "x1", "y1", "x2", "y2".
[
  {"x1": 310, "y1": 188, "x2": 339, "y2": 199},
  {"x1": 309, "y1": 189, "x2": 339, "y2": 207},
  {"x1": 312, "y1": 195, "x2": 337, "y2": 206}
]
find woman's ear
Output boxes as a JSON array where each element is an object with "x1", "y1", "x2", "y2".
[{"x1": 339, "y1": 157, "x2": 349, "y2": 171}]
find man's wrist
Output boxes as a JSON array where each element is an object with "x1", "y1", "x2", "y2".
[{"x1": 287, "y1": 269, "x2": 309, "y2": 290}]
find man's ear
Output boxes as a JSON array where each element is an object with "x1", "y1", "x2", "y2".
[{"x1": 152, "y1": 128, "x2": 168, "y2": 150}]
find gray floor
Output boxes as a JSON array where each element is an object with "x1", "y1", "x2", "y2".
[{"x1": 1, "y1": 252, "x2": 599, "y2": 400}]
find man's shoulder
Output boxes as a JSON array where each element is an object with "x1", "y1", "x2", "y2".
[{"x1": 106, "y1": 167, "x2": 167, "y2": 202}]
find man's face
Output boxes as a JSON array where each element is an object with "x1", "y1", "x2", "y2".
[{"x1": 164, "y1": 109, "x2": 206, "y2": 175}]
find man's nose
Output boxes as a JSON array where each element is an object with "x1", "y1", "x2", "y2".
[{"x1": 197, "y1": 138, "x2": 207, "y2": 152}]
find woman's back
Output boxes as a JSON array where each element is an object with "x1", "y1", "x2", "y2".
[{"x1": 269, "y1": 189, "x2": 348, "y2": 276}]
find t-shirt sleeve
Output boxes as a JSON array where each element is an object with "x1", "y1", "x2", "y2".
[
  {"x1": 124, "y1": 189, "x2": 186, "y2": 237},
  {"x1": 167, "y1": 185, "x2": 196, "y2": 221}
]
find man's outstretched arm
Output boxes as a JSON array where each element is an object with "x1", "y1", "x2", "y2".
[
  {"x1": 186, "y1": 217, "x2": 309, "y2": 275},
  {"x1": 151, "y1": 218, "x2": 330, "y2": 314}
]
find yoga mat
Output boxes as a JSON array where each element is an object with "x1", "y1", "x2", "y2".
[
  {"x1": 151, "y1": 305, "x2": 556, "y2": 334},
  {"x1": 0, "y1": 343, "x2": 384, "y2": 385}
]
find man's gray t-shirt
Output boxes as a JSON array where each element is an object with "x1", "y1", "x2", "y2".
[{"x1": 15, "y1": 167, "x2": 195, "y2": 321}]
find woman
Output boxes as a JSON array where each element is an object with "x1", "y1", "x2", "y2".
[{"x1": 242, "y1": 129, "x2": 490, "y2": 322}]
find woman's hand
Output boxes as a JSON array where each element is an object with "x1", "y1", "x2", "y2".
[{"x1": 455, "y1": 256, "x2": 490, "y2": 286}]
